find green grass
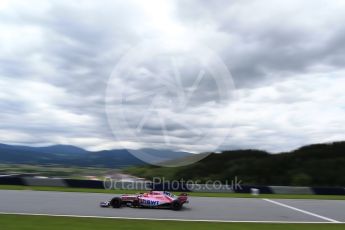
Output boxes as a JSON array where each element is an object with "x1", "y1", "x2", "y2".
[
  {"x1": 0, "y1": 185, "x2": 344, "y2": 200},
  {"x1": 0, "y1": 185, "x2": 128, "y2": 194},
  {"x1": 0, "y1": 214, "x2": 344, "y2": 230},
  {"x1": 182, "y1": 192, "x2": 345, "y2": 200},
  {"x1": 0, "y1": 164, "x2": 114, "y2": 180}
]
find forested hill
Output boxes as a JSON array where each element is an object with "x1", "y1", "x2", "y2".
[{"x1": 125, "y1": 142, "x2": 345, "y2": 186}]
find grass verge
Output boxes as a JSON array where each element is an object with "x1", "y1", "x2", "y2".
[
  {"x1": 0, "y1": 214, "x2": 344, "y2": 230},
  {"x1": 0, "y1": 185, "x2": 344, "y2": 200}
]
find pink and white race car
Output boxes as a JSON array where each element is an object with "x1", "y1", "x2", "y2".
[{"x1": 100, "y1": 191, "x2": 189, "y2": 210}]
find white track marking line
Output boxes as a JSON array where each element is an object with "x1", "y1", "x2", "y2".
[
  {"x1": 0, "y1": 212, "x2": 343, "y2": 224},
  {"x1": 263, "y1": 199, "x2": 340, "y2": 223}
]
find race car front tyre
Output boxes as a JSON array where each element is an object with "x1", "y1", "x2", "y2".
[
  {"x1": 110, "y1": 197, "x2": 122, "y2": 208},
  {"x1": 171, "y1": 201, "x2": 182, "y2": 211}
]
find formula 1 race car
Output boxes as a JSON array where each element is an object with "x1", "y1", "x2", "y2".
[{"x1": 100, "y1": 191, "x2": 188, "y2": 210}]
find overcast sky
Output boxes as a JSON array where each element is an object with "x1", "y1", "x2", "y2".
[{"x1": 1, "y1": 0, "x2": 345, "y2": 153}]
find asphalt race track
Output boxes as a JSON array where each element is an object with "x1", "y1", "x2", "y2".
[{"x1": 0, "y1": 190, "x2": 344, "y2": 223}]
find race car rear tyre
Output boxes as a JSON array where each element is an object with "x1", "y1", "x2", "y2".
[
  {"x1": 171, "y1": 201, "x2": 182, "y2": 211},
  {"x1": 110, "y1": 197, "x2": 122, "y2": 208}
]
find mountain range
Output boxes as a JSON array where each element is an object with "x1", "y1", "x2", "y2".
[{"x1": 0, "y1": 143, "x2": 191, "y2": 168}]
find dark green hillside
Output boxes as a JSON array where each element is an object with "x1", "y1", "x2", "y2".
[{"x1": 125, "y1": 142, "x2": 345, "y2": 186}]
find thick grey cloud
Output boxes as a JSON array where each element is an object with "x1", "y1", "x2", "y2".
[
  {"x1": 1, "y1": 0, "x2": 345, "y2": 154},
  {"x1": 176, "y1": 0, "x2": 345, "y2": 86}
]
